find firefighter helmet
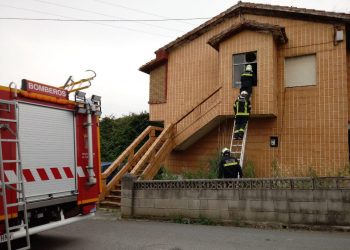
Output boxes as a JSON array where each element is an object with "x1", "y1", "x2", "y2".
[
  {"x1": 240, "y1": 91, "x2": 248, "y2": 98},
  {"x1": 221, "y1": 148, "x2": 230, "y2": 156},
  {"x1": 245, "y1": 64, "x2": 253, "y2": 72}
]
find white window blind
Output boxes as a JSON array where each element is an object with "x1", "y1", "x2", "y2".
[{"x1": 285, "y1": 54, "x2": 316, "y2": 87}]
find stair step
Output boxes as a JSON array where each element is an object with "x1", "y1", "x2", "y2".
[
  {"x1": 110, "y1": 190, "x2": 121, "y2": 196},
  {"x1": 99, "y1": 200, "x2": 121, "y2": 209},
  {"x1": 105, "y1": 195, "x2": 121, "y2": 202}
]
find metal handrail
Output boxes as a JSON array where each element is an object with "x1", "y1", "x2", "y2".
[{"x1": 9, "y1": 81, "x2": 18, "y2": 98}]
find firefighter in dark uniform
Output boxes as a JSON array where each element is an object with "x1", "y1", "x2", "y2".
[
  {"x1": 218, "y1": 148, "x2": 243, "y2": 178},
  {"x1": 233, "y1": 91, "x2": 251, "y2": 139},
  {"x1": 240, "y1": 64, "x2": 256, "y2": 99}
]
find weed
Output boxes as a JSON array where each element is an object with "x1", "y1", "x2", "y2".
[
  {"x1": 336, "y1": 164, "x2": 350, "y2": 177},
  {"x1": 182, "y1": 167, "x2": 208, "y2": 179},
  {"x1": 243, "y1": 160, "x2": 255, "y2": 178},
  {"x1": 173, "y1": 215, "x2": 214, "y2": 225},
  {"x1": 154, "y1": 165, "x2": 179, "y2": 180},
  {"x1": 207, "y1": 153, "x2": 221, "y2": 179},
  {"x1": 173, "y1": 215, "x2": 190, "y2": 224},
  {"x1": 306, "y1": 166, "x2": 318, "y2": 178},
  {"x1": 271, "y1": 158, "x2": 282, "y2": 178},
  {"x1": 197, "y1": 216, "x2": 214, "y2": 225},
  {"x1": 181, "y1": 152, "x2": 221, "y2": 179}
]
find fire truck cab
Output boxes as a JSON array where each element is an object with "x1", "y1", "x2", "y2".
[{"x1": 0, "y1": 78, "x2": 101, "y2": 249}]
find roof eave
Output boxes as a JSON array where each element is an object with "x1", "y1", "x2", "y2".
[
  {"x1": 161, "y1": 2, "x2": 350, "y2": 52},
  {"x1": 139, "y1": 49, "x2": 168, "y2": 74},
  {"x1": 207, "y1": 21, "x2": 288, "y2": 51}
]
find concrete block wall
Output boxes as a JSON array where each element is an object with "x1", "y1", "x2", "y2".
[{"x1": 121, "y1": 176, "x2": 350, "y2": 226}]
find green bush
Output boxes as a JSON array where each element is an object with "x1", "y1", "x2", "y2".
[{"x1": 100, "y1": 112, "x2": 162, "y2": 162}]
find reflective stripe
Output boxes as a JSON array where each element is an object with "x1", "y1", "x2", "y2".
[
  {"x1": 241, "y1": 73, "x2": 253, "y2": 77},
  {"x1": 223, "y1": 162, "x2": 238, "y2": 167},
  {"x1": 236, "y1": 101, "x2": 249, "y2": 116}
]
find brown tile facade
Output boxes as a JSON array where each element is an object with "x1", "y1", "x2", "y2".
[{"x1": 146, "y1": 11, "x2": 349, "y2": 177}]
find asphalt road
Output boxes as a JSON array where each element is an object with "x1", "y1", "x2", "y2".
[{"x1": 8, "y1": 210, "x2": 350, "y2": 250}]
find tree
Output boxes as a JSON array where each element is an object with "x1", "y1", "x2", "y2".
[{"x1": 99, "y1": 112, "x2": 162, "y2": 162}]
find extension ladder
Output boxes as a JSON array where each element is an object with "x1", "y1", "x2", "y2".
[
  {"x1": 0, "y1": 99, "x2": 30, "y2": 250},
  {"x1": 229, "y1": 119, "x2": 248, "y2": 177},
  {"x1": 60, "y1": 69, "x2": 96, "y2": 93}
]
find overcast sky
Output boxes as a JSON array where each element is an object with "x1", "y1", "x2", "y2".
[{"x1": 0, "y1": 0, "x2": 349, "y2": 117}]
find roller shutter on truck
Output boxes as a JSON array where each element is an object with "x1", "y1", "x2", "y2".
[{"x1": 18, "y1": 103, "x2": 77, "y2": 202}]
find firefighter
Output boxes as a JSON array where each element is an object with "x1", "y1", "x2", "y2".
[
  {"x1": 233, "y1": 91, "x2": 251, "y2": 139},
  {"x1": 218, "y1": 148, "x2": 243, "y2": 178},
  {"x1": 240, "y1": 64, "x2": 256, "y2": 99}
]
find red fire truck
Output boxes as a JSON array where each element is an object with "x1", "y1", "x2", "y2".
[{"x1": 0, "y1": 76, "x2": 101, "y2": 249}]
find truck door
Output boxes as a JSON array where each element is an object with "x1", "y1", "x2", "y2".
[{"x1": 18, "y1": 103, "x2": 77, "y2": 202}]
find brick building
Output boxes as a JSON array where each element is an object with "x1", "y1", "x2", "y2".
[{"x1": 139, "y1": 2, "x2": 350, "y2": 177}]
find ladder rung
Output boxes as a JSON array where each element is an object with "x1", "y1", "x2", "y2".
[
  {"x1": 9, "y1": 224, "x2": 28, "y2": 231},
  {"x1": 2, "y1": 159, "x2": 21, "y2": 163},
  {"x1": 231, "y1": 151, "x2": 241, "y2": 154},
  {"x1": 16, "y1": 246, "x2": 31, "y2": 250},
  {"x1": 0, "y1": 118, "x2": 17, "y2": 123},
  {"x1": 0, "y1": 99, "x2": 16, "y2": 105},
  {"x1": 0, "y1": 139, "x2": 19, "y2": 142},
  {"x1": 4, "y1": 183, "x2": 24, "y2": 192},
  {"x1": 231, "y1": 144, "x2": 242, "y2": 147},
  {"x1": 6, "y1": 201, "x2": 25, "y2": 207},
  {"x1": 5, "y1": 181, "x2": 23, "y2": 185}
]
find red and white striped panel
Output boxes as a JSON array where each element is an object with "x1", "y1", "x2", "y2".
[{"x1": 1, "y1": 166, "x2": 88, "y2": 184}]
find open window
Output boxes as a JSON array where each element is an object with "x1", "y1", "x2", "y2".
[{"x1": 232, "y1": 51, "x2": 257, "y2": 88}]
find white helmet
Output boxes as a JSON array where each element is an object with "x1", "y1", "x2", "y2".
[
  {"x1": 221, "y1": 148, "x2": 230, "y2": 156},
  {"x1": 245, "y1": 64, "x2": 253, "y2": 72},
  {"x1": 240, "y1": 91, "x2": 248, "y2": 98}
]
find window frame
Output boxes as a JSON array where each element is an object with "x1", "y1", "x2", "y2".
[
  {"x1": 232, "y1": 51, "x2": 257, "y2": 88},
  {"x1": 284, "y1": 54, "x2": 317, "y2": 88}
]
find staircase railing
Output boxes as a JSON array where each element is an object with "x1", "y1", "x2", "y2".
[
  {"x1": 100, "y1": 86, "x2": 222, "y2": 202},
  {"x1": 130, "y1": 124, "x2": 174, "y2": 180},
  {"x1": 100, "y1": 126, "x2": 163, "y2": 200}
]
